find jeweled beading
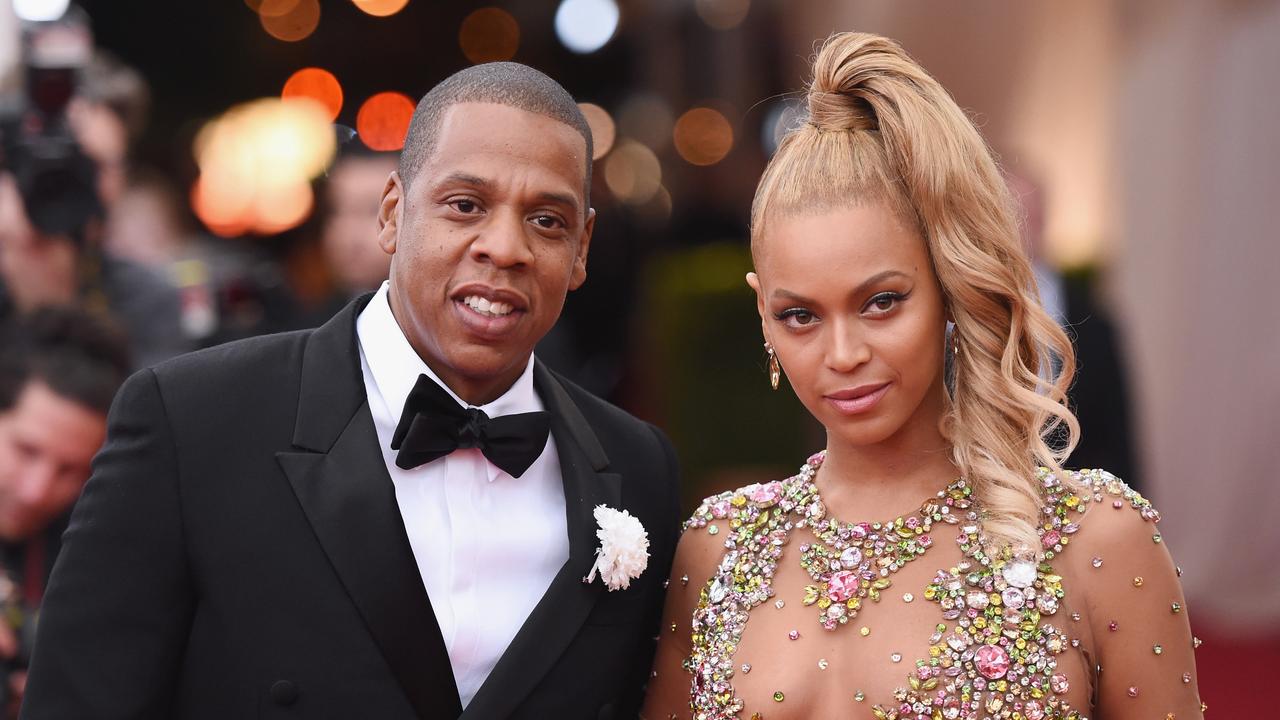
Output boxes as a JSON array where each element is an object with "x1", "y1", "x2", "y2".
[{"x1": 681, "y1": 456, "x2": 1159, "y2": 720}]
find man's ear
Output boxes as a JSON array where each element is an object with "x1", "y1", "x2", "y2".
[
  {"x1": 377, "y1": 171, "x2": 404, "y2": 255},
  {"x1": 568, "y1": 207, "x2": 595, "y2": 291}
]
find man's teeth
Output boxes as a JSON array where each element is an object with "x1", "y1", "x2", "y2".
[{"x1": 463, "y1": 295, "x2": 514, "y2": 317}]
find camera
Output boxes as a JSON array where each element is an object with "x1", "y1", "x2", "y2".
[{"x1": 0, "y1": 6, "x2": 102, "y2": 244}]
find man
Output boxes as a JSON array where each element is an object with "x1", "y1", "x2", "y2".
[
  {"x1": 0, "y1": 307, "x2": 130, "y2": 716},
  {"x1": 287, "y1": 146, "x2": 400, "y2": 330},
  {"x1": 21, "y1": 63, "x2": 681, "y2": 719},
  {"x1": 1006, "y1": 169, "x2": 1139, "y2": 488},
  {"x1": 322, "y1": 147, "x2": 398, "y2": 301},
  {"x1": 0, "y1": 166, "x2": 188, "y2": 369}
]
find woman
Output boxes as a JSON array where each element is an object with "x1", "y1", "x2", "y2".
[{"x1": 642, "y1": 32, "x2": 1202, "y2": 719}]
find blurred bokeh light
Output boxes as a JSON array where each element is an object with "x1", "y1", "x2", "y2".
[
  {"x1": 578, "y1": 102, "x2": 616, "y2": 161},
  {"x1": 355, "y1": 91, "x2": 416, "y2": 151},
  {"x1": 259, "y1": 0, "x2": 320, "y2": 43},
  {"x1": 247, "y1": 0, "x2": 287, "y2": 15},
  {"x1": 674, "y1": 107, "x2": 734, "y2": 166},
  {"x1": 603, "y1": 139, "x2": 661, "y2": 205},
  {"x1": 459, "y1": 7, "x2": 520, "y2": 65},
  {"x1": 554, "y1": 0, "x2": 619, "y2": 54},
  {"x1": 282, "y1": 67, "x2": 343, "y2": 122},
  {"x1": 761, "y1": 98, "x2": 803, "y2": 155},
  {"x1": 191, "y1": 97, "x2": 335, "y2": 236},
  {"x1": 618, "y1": 93, "x2": 674, "y2": 151},
  {"x1": 695, "y1": 0, "x2": 750, "y2": 30},
  {"x1": 13, "y1": 0, "x2": 71, "y2": 22},
  {"x1": 350, "y1": 0, "x2": 410, "y2": 18}
]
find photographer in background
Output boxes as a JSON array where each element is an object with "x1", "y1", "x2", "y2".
[
  {"x1": 0, "y1": 306, "x2": 130, "y2": 716},
  {"x1": 0, "y1": 12, "x2": 187, "y2": 368},
  {"x1": 0, "y1": 166, "x2": 186, "y2": 368}
]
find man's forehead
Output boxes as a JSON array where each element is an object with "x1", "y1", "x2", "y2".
[{"x1": 425, "y1": 109, "x2": 585, "y2": 185}]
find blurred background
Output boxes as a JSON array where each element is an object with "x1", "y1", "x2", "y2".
[{"x1": 0, "y1": 0, "x2": 1275, "y2": 713}]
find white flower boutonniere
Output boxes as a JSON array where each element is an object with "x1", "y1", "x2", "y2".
[{"x1": 584, "y1": 505, "x2": 649, "y2": 591}]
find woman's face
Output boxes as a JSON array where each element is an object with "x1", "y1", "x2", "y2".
[{"x1": 748, "y1": 202, "x2": 949, "y2": 449}]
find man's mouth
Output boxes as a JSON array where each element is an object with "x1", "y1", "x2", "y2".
[{"x1": 461, "y1": 295, "x2": 515, "y2": 318}]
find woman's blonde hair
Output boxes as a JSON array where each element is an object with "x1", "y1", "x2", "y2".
[{"x1": 752, "y1": 32, "x2": 1080, "y2": 555}]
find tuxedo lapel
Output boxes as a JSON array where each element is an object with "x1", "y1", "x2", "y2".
[
  {"x1": 276, "y1": 299, "x2": 462, "y2": 720},
  {"x1": 460, "y1": 362, "x2": 622, "y2": 719}
]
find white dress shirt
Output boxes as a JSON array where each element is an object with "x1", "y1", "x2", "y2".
[{"x1": 356, "y1": 283, "x2": 569, "y2": 708}]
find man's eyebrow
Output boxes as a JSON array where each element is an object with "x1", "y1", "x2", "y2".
[
  {"x1": 434, "y1": 174, "x2": 580, "y2": 212},
  {"x1": 437, "y1": 172, "x2": 490, "y2": 188},
  {"x1": 536, "y1": 191, "x2": 581, "y2": 213}
]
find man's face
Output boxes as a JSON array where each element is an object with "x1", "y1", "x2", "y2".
[
  {"x1": 323, "y1": 155, "x2": 397, "y2": 294},
  {"x1": 0, "y1": 381, "x2": 106, "y2": 542},
  {"x1": 377, "y1": 102, "x2": 594, "y2": 404}
]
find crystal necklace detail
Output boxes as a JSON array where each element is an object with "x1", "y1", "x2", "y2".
[{"x1": 792, "y1": 451, "x2": 977, "y2": 631}]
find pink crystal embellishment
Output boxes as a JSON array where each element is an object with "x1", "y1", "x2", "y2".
[
  {"x1": 975, "y1": 644, "x2": 1010, "y2": 680},
  {"x1": 1042, "y1": 530, "x2": 1062, "y2": 548},
  {"x1": 748, "y1": 481, "x2": 783, "y2": 507},
  {"x1": 826, "y1": 571, "x2": 860, "y2": 602}
]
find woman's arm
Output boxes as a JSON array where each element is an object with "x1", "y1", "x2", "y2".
[
  {"x1": 1074, "y1": 477, "x2": 1204, "y2": 718},
  {"x1": 640, "y1": 517, "x2": 726, "y2": 720}
]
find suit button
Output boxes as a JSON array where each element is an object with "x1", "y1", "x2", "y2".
[
  {"x1": 597, "y1": 703, "x2": 614, "y2": 720},
  {"x1": 270, "y1": 680, "x2": 298, "y2": 706}
]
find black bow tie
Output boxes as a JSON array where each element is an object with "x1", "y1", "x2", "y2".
[{"x1": 391, "y1": 374, "x2": 551, "y2": 478}]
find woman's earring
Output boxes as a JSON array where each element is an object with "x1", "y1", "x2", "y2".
[
  {"x1": 951, "y1": 329, "x2": 961, "y2": 357},
  {"x1": 765, "y1": 341, "x2": 781, "y2": 391}
]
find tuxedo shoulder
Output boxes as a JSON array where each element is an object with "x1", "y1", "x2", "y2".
[
  {"x1": 147, "y1": 329, "x2": 314, "y2": 403},
  {"x1": 148, "y1": 330, "x2": 308, "y2": 384}
]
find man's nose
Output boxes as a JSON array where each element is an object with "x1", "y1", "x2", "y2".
[{"x1": 470, "y1": 211, "x2": 535, "y2": 268}]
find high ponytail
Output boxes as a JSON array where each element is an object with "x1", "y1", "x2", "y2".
[{"x1": 752, "y1": 32, "x2": 1080, "y2": 556}]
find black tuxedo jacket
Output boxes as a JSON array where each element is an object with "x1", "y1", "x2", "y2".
[
  {"x1": 1062, "y1": 277, "x2": 1139, "y2": 489},
  {"x1": 21, "y1": 297, "x2": 681, "y2": 719}
]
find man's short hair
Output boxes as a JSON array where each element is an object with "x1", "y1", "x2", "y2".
[
  {"x1": 398, "y1": 62, "x2": 593, "y2": 209},
  {"x1": 0, "y1": 307, "x2": 132, "y2": 415}
]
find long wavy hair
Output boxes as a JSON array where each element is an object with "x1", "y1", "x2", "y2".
[{"x1": 751, "y1": 32, "x2": 1080, "y2": 555}]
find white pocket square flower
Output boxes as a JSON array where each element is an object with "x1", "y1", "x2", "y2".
[{"x1": 584, "y1": 505, "x2": 649, "y2": 591}]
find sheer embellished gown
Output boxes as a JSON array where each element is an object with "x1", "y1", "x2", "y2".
[{"x1": 643, "y1": 452, "x2": 1205, "y2": 719}]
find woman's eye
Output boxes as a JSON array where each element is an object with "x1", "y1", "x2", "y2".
[
  {"x1": 776, "y1": 308, "x2": 816, "y2": 327},
  {"x1": 865, "y1": 292, "x2": 902, "y2": 314}
]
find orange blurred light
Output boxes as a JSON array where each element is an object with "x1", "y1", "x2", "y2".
[
  {"x1": 603, "y1": 140, "x2": 661, "y2": 205},
  {"x1": 673, "y1": 107, "x2": 734, "y2": 166},
  {"x1": 191, "y1": 178, "x2": 251, "y2": 238},
  {"x1": 260, "y1": 0, "x2": 319, "y2": 42},
  {"x1": 356, "y1": 92, "x2": 416, "y2": 151},
  {"x1": 192, "y1": 97, "x2": 335, "y2": 237},
  {"x1": 282, "y1": 67, "x2": 343, "y2": 122},
  {"x1": 253, "y1": 182, "x2": 314, "y2": 235},
  {"x1": 459, "y1": 7, "x2": 520, "y2": 65},
  {"x1": 351, "y1": 0, "x2": 409, "y2": 17},
  {"x1": 253, "y1": 0, "x2": 298, "y2": 17},
  {"x1": 578, "y1": 102, "x2": 616, "y2": 161},
  {"x1": 695, "y1": 0, "x2": 750, "y2": 30}
]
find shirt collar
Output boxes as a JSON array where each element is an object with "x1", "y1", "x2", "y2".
[{"x1": 356, "y1": 281, "x2": 543, "y2": 428}]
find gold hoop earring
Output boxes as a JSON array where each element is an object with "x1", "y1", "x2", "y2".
[{"x1": 764, "y1": 341, "x2": 781, "y2": 391}]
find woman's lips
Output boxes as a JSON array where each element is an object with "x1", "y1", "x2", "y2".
[{"x1": 824, "y1": 382, "x2": 891, "y2": 415}]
